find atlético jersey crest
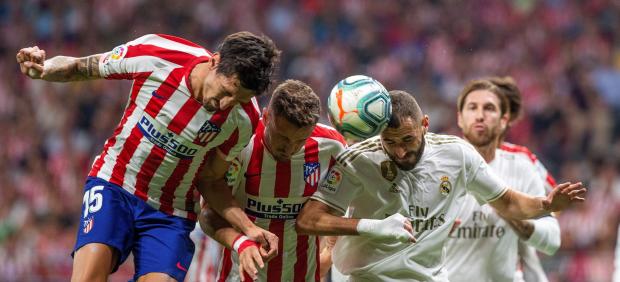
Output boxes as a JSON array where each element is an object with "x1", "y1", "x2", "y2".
[
  {"x1": 304, "y1": 162, "x2": 321, "y2": 187},
  {"x1": 83, "y1": 217, "x2": 94, "y2": 234},
  {"x1": 196, "y1": 120, "x2": 221, "y2": 144}
]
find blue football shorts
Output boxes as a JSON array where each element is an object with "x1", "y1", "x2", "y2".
[{"x1": 73, "y1": 177, "x2": 196, "y2": 281}]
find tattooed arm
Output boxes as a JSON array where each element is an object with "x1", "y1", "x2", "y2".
[{"x1": 16, "y1": 46, "x2": 102, "y2": 81}]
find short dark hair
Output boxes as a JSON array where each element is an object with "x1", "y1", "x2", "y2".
[
  {"x1": 269, "y1": 80, "x2": 320, "y2": 127},
  {"x1": 457, "y1": 79, "x2": 509, "y2": 117},
  {"x1": 216, "y1": 31, "x2": 280, "y2": 95},
  {"x1": 488, "y1": 76, "x2": 521, "y2": 123},
  {"x1": 387, "y1": 90, "x2": 423, "y2": 128}
]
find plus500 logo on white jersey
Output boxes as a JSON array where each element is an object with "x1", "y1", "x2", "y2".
[
  {"x1": 245, "y1": 195, "x2": 307, "y2": 219},
  {"x1": 138, "y1": 115, "x2": 200, "y2": 159}
]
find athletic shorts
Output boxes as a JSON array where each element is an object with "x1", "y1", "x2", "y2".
[{"x1": 73, "y1": 177, "x2": 195, "y2": 281}]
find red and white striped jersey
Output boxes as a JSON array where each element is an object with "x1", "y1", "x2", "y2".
[
  {"x1": 217, "y1": 121, "x2": 346, "y2": 282},
  {"x1": 87, "y1": 34, "x2": 260, "y2": 220},
  {"x1": 500, "y1": 142, "x2": 557, "y2": 192}
]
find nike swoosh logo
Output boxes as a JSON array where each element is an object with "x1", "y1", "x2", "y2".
[
  {"x1": 151, "y1": 91, "x2": 166, "y2": 99},
  {"x1": 176, "y1": 262, "x2": 187, "y2": 272}
]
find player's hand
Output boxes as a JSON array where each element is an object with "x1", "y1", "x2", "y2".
[
  {"x1": 233, "y1": 235, "x2": 263, "y2": 281},
  {"x1": 543, "y1": 182, "x2": 586, "y2": 212},
  {"x1": 356, "y1": 213, "x2": 416, "y2": 243},
  {"x1": 16, "y1": 46, "x2": 46, "y2": 79},
  {"x1": 319, "y1": 236, "x2": 338, "y2": 278},
  {"x1": 243, "y1": 226, "x2": 279, "y2": 261},
  {"x1": 238, "y1": 245, "x2": 263, "y2": 281}
]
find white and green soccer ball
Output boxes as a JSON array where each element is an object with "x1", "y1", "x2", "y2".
[{"x1": 327, "y1": 75, "x2": 392, "y2": 142}]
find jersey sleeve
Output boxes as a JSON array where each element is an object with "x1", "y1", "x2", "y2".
[
  {"x1": 226, "y1": 157, "x2": 243, "y2": 192},
  {"x1": 218, "y1": 129, "x2": 245, "y2": 162},
  {"x1": 98, "y1": 34, "x2": 156, "y2": 79},
  {"x1": 463, "y1": 145, "x2": 508, "y2": 204},
  {"x1": 310, "y1": 162, "x2": 362, "y2": 215},
  {"x1": 98, "y1": 34, "x2": 207, "y2": 80},
  {"x1": 525, "y1": 215, "x2": 561, "y2": 255},
  {"x1": 218, "y1": 102, "x2": 260, "y2": 162}
]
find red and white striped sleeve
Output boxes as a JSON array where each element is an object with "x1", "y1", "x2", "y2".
[
  {"x1": 98, "y1": 34, "x2": 210, "y2": 80},
  {"x1": 217, "y1": 98, "x2": 261, "y2": 161}
]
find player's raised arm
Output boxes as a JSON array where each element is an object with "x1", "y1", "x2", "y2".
[
  {"x1": 489, "y1": 182, "x2": 586, "y2": 220},
  {"x1": 16, "y1": 46, "x2": 102, "y2": 81}
]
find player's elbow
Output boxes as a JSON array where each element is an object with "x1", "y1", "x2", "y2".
[
  {"x1": 198, "y1": 209, "x2": 215, "y2": 236},
  {"x1": 198, "y1": 207, "x2": 229, "y2": 237},
  {"x1": 295, "y1": 209, "x2": 313, "y2": 235}
]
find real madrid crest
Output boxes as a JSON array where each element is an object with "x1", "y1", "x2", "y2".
[
  {"x1": 440, "y1": 176, "x2": 451, "y2": 196},
  {"x1": 381, "y1": 161, "x2": 398, "y2": 181}
]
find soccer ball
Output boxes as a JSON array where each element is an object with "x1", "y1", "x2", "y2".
[{"x1": 327, "y1": 75, "x2": 392, "y2": 142}]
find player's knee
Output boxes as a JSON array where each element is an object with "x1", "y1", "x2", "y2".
[
  {"x1": 71, "y1": 243, "x2": 117, "y2": 282},
  {"x1": 71, "y1": 267, "x2": 110, "y2": 282}
]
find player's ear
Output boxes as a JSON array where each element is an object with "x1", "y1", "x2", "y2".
[
  {"x1": 500, "y1": 113, "x2": 509, "y2": 131},
  {"x1": 421, "y1": 115, "x2": 429, "y2": 129},
  {"x1": 262, "y1": 107, "x2": 269, "y2": 123},
  {"x1": 210, "y1": 53, "x2": 220, "y2": 68}
]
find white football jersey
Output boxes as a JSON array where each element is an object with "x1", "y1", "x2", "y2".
[
  {"x1": 311, "y1": 133, "x2": 508, "y2": 281},
  {"x1": 444, "y1": 149, "x2": 547, "y2": 282}
]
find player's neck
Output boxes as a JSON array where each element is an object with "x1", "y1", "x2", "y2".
[{"x1": 474, "y1": 142, "x2": 497, "y2": 163}]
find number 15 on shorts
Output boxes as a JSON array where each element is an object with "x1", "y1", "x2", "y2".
[{"x1": 83, "y1": 185, "x2": 104, "y2": 218}]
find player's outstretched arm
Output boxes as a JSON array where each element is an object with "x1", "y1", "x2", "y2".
[
  {"x1": 296, "y1": 199, "x2": 416, "y2": 243},
  {"x1": 198, "y1": 208, "x2": 268, "y2": 281},
  {"x1": 490, "y1": 182, "x2": 586, "y2": 220},
  {"x1": 16, "y1": 46, "x2": 102, "y2": 81}
]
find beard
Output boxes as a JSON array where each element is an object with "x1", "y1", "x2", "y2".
[
  {"x1": 463, "y1": 127, "x2": 498, "y2": 147},
  {"x1": 389, "y1": 135, "x2": 426, "y2": 171}
]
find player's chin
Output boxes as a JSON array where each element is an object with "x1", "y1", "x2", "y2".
[
  {"x1": 469, "y1": 136, "x2": 493, "y2": 147},
  {"x1": 394, "y1": 159, "x2": 417, "y2": 171}
]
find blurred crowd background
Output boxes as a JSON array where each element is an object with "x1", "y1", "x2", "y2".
[{"x1": 0, "y1": 0, "x2": 619, "y2": 281}]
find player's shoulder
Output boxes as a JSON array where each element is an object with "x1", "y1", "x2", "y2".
[
  {"x1": 153, "y1": 34, "x2": 203, "y2": 48},
  {"x1": 425, "y1": 132, "x2": 464, "y2": 145},
  {"x1": 127, "y1": 34, "x2": 203, "y2": 49},
  {"x1": 500, "y1": 142, "x2": 538, "y2": 162},
  {"x1": 425, "y1": 132, "x2": 473, "y2": 157},
  {"x1": 496, "y1": 149, "x2": 539, "y2": 173},
  {"x1": 336, "y1": 136, "x2": 383, "y2": 166},
  {"x1": 117, "y1": 34, "x2": 210, "y2": 65},
  {"x1": 311, "y1": 123, "x2": 347, "y2": 145},
  {"x1": 232, "y1": 98, "x2": 261, "y2": 132}
]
